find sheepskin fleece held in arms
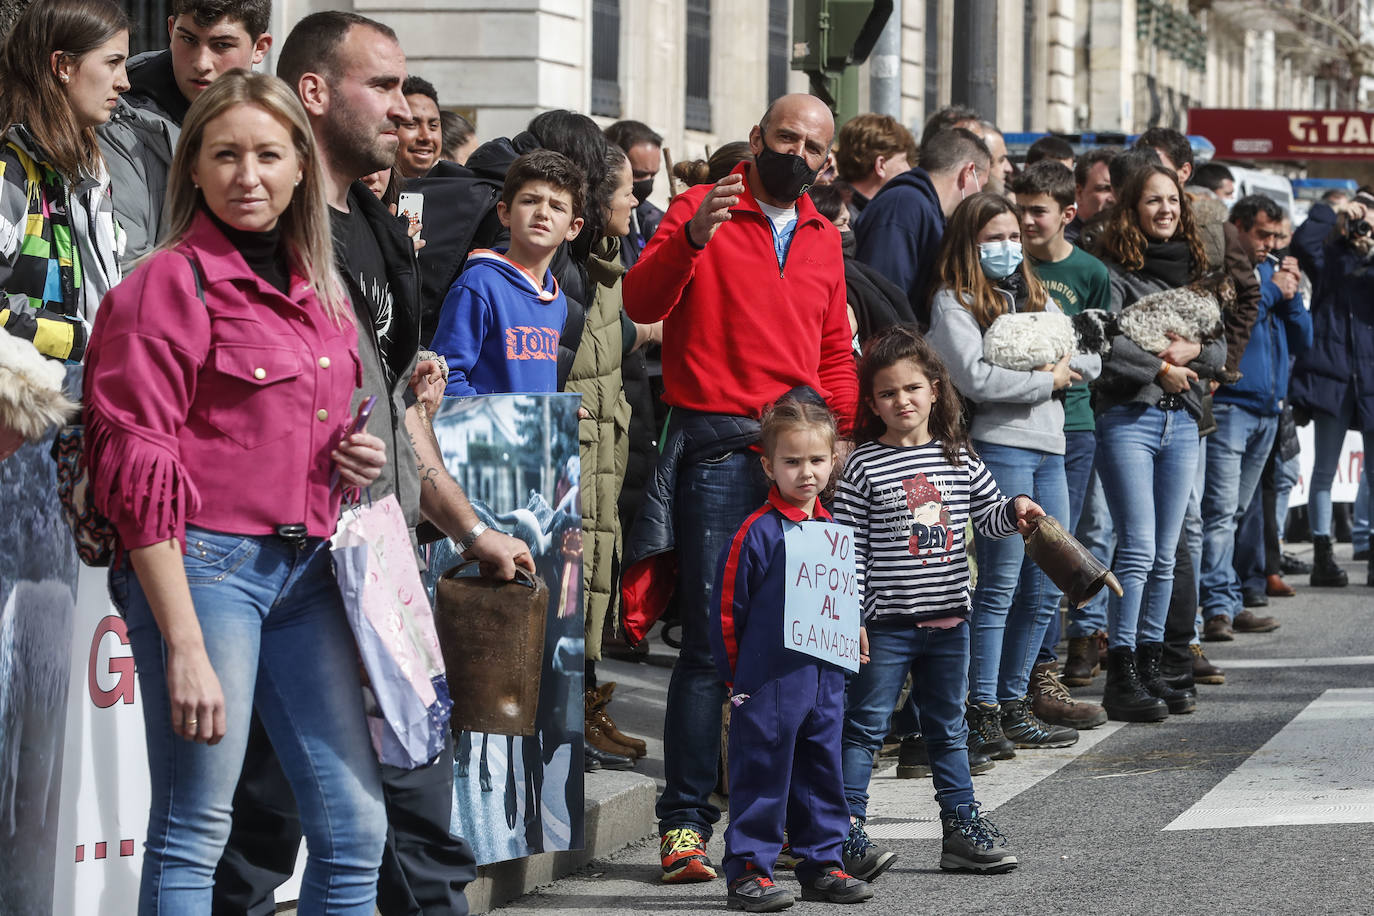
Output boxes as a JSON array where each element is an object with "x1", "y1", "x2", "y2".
[
  {"x1": 1116, "y1": 286, "x2": 1223, "y2": 354},
  {"x1": 0, "y1": 328, "x2": 75, "y2": 440},
  {"x1": 927, "y1": 288, "x2": 1100, "y2": 456},
  {"x1": 982, "y1": 312, "x2": 1077, "y2": 371}
]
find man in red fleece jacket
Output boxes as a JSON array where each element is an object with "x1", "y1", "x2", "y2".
[{"x1": 623, "y1": 91, "x2": 858, "y2": 884}]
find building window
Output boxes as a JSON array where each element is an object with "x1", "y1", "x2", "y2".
[
  {"x1": 767, "y1": 0, "x2": 789, "y2": 102},
  {"x1": 129, "y1": 0, "x2": 174, "y2": 54},
  {"x1": 591, "y1": 0, "x2": 621, "y2": 118},
  {"x1": 685, "y1": 0, "x2": 712, "y2": 131}
]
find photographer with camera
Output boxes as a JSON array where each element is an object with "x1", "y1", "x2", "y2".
[{"x1": 1288, "y1": 189, "x2": 1374, "y2": 587}]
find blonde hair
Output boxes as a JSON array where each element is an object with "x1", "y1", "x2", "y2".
[
  {"x1": 159, "y1": 69, "x2": 351, "y2": 323},
  {"x1": 760, "y1": 396, "x2": 838, "y2": 458}
]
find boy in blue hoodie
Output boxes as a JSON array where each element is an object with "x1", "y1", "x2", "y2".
[{"x1": 432, "y1": 149, "x2": 585, "y2": 395}]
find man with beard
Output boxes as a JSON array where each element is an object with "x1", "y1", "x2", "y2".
[
  {"x1": 212, "y1": 12, "x2": 533, "y2": 915},
  {"x1": 621, "y1": 92, "x2": 857, "y2": 887}
]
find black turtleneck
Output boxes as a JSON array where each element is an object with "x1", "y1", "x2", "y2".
[{"x1": 206, "y1": 209, "x2": 291, "y2": 294}]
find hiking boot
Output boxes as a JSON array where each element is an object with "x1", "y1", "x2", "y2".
[
  {"x1": 660, "y1": 827, "x2": 717, "y2": 883},
  {"x1": 1096, "y1": 631, "x2": 1109, "y2": 668},
  {"x1": 1029, "y1": 660, "x2": 1108, "y2": 729},
  {"x1": 1311, "y1": 535, "x2": 1348, "y2": 587},
  {"x1": 775, "y1": 842, "x2": 803, "y2": 871},
  {"x1": 1190, "y1": 644, "x2": 1225, "y2": 685},
  {"x1": 896, "y1": 734, "x2": 995, "y2": 778},
  {"x1": 1062, "y1": 632, "x2": 1103, "y2": 686},
  {"x1": 939, "y1": 804, "x2": 1018, "y2": 874},
  {"x1": 841, "y1": 819, "x2": 897, "y2": 882},
  {"x1": 1241, "y1": 588, "x2": 1270, "y2": 608},
  {"x1": 587, "y1": 684, "x2": 649, "y2": 758},
  {"x1": 1101, "y1": 646, "x2": 1169, "y2": 722},
  {"x1": 1281, "y1": 550, "x2": 1312, "y2": 575},
  {"x1": 727, "y1": 872, "x2": 793, "y2": 912},
  {"x1": 895, "y1": 734, "x2": 931, "y2": 778},
  {"x1": 1136, "y1": 642, "x2": 1196, "y2": 714},
  {"x1": 1265, "y1": 573, "x2": 1296, "y2": 598},
  {"x1": 1233, "y1": 609, "x2": 1280, "y2": 634},
  {"x1": 799, "y1": 868, "x2": 873, "y2": 903},
  {"x1": 965, "y1": 703, "x2": 1016, "y2": 760},
  {"x1": 1000, "y1": 696, "x2": 1079, "y2": 748},
  {"x1": 1202, "y1": 614, "x2": 1234, "y2": 642}
]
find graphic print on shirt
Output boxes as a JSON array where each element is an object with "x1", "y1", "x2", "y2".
[
  {"x1": 356, "y1": 269, "x2": 394, "y2": 341},
  {"x1": 903, "y1": 472, "x2": 955, "y2": 558},
  {"x1": 505, "y1": 326, "x2": 559, "y2": 361}
]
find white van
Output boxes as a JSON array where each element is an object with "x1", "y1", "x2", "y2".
[{"x1": 1219, "y1": 163, "x2": 1296, "y2": 217}]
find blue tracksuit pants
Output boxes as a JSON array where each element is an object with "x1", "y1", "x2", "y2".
[{"x1": 723, "y1": 664, "x2": 849, "y2": 884}]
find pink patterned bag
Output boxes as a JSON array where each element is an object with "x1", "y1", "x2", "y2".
[{"x1": 331, "y1": 493, "x2": 452, "y2": 768}]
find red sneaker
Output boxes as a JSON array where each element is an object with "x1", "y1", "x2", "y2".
[{"x1": 660, "y1": 827, "x2": 717, "y2": 883}]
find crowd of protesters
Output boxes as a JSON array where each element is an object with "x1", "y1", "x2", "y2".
[{"x1": 0, "y1": 0, "x2": 1362, "y2": 911}]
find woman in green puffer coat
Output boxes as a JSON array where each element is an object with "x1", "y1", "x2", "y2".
[{"x1": 567, "y1": 144, "x2": 660, "y2": 764}]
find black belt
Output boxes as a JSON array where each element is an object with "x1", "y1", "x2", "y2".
[
  {"x1": 1156, "y1": 394, "x2": 1185, "y2": 411},
  {"x1": 274, "y1": 523, "x2": 309, "y2": 548}
]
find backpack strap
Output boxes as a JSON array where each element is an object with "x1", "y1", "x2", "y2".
[{"x1": 179, "y1": 250, "x2": 206, "y2": 304}]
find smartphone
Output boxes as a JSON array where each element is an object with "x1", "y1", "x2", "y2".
[
  {"x1": 331, "y1": 395, "x2": 378, "y2": 490},
  {"x1": 398, "y1": 192, "x2": 424, "y2": 227}
]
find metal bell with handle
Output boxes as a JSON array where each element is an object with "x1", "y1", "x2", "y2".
[{"x1": 1022, "y1": 515, "x2": 1123, "y2": 609}]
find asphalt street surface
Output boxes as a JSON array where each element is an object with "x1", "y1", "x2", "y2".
[{"x1": 492, "y1": 541, "x2": 1374, "y2": 916}]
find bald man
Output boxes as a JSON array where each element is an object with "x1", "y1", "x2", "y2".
[{"x1": 622, "y1": 93, "x2": 858, "y2": 892}]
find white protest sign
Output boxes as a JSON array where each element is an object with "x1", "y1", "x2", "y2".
[{"x1": 783, "y1": 521, "x2": 861, "y2": 672}]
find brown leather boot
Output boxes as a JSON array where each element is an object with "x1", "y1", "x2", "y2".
[
  {"x1": 1062, "y1": 633, "x2": 1102, "y2": 686},
  {"x1": 585, "y1": 695, "x2": 638, "y2": 762},
  {"x1": 587, "y1": 685, "x2": 648, "y2": 758},
  {"x1": 1190, "y1": 644, "x2": 1225, "y2": 685},
  {"x1": 1029, "y1": 661, "x2": 1108, "y2": 729}
]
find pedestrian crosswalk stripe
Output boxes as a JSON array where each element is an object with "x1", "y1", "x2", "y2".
[
  {"x1": 1207, "y1": 656, "x2": 1374, "y2": 669},
  {"x1": 1164, "y1": 688, "x2": 1374, "y2": 831},
  {"x1": 862, "y1": 722, "x2": 1127, "y2": 840}
]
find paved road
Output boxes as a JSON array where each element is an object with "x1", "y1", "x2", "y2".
[{"x1": 491, "y1": 542, "x2": 1374, "y2": 916}]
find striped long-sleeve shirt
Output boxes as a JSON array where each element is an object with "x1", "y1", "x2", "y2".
[{"x1": 831, "y1": 439, "x2": 1019, "y2": 624}]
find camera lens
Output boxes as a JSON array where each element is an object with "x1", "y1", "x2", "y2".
[{"x1": 1352, "y1": 219, "x2": 1372, "y2": 238}]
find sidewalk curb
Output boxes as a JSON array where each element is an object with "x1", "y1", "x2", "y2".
[{"x1": 467, "y1": 767, "x2": 657, "y2": 914}]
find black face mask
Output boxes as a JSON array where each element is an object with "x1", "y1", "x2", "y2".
[
  {"x1": 754, "y1": 142, "x2": 819, "y2": 203},
  {"x1": 839, "y1": 229, "x2": 856, "y2": 258},
  {"x1": 632, "y1": 178, "x2": 655, "y2": 207}
]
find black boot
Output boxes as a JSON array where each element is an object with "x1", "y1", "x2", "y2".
[
  {"x1": 1101, "y1": 646, "x2": 1169, "y2": 723},
  {"x1": 1136, "y1": 642, "x2": 1196, "y2": 714},
  {"x1": 1311, "y1": 535, "x2": 1348, "y2": 587},
  {"x1": 1367, "y1": 550, "x2": 1374, "y2": 587}
]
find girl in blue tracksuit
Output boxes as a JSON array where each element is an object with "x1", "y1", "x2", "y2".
[{"x1": 708, "y1": 398, "x2": 872, "y2": 913}]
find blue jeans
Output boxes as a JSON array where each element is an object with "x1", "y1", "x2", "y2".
[
  {"x1": 115, "y1": 528, "x2": 387, "y2": 916},
  {"x1": 657, "y1": 450, "x2": 769, "y2": 837},
  {"x1": 1274, "y1": 452, "x2": 1301, "y2": 528},
  {"x1": 1038, "y1": 430, "x2": 1097, "y2": 662},
  {"x1": 1308, "y1": 409, "x2": 1374, "y2": 537},
  {"x1": 842, "y1": 621, "x2": 974, "y2": 819},
  {"x1": 968, "y1": 442, "x2": 1068, "y2": 705},
  {"x1": 1066, "y1": 467, "x2": 1113, "y2": 639},
  {"x1": 1200, "y1": 404, "x2": 1278, "y2": 620},
  {"x1": 1187, "y1": 436, "x2": 1207, "y2": 640},
  {"x1": 1095, "y1": 405, "x2": 1199, "y2": 649}
]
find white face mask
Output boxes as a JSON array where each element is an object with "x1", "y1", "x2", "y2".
[{"x1": 959, "y1": 163, "x2": 983, "y2": 202}]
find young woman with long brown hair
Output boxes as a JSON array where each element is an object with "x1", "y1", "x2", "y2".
[
  {"x1": 925, "y1": 191, "x2": 1099, "y2": 760},
  {"x1": 1091, "y1": 163, "x2": 1224, "y2": 723},
  {"x1": 0, "y1": 0, "x2": 128, "y2": 363}
]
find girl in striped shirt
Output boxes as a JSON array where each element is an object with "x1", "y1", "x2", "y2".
[{"x1": 833, "y1": 326, "x2": 1042, "y2": 880}]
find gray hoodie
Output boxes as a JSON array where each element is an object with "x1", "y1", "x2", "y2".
[
  {"x1": 97, "y1": 98, "x2": 178, "y2": 271},
  {"x1": 926, "y1": 287, "x2": 1100, "y2": 456}
]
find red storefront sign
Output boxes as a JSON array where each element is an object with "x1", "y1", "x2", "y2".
[{"x1": 1188, "y1": 108, "x2": 1374, "y2": 159}]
